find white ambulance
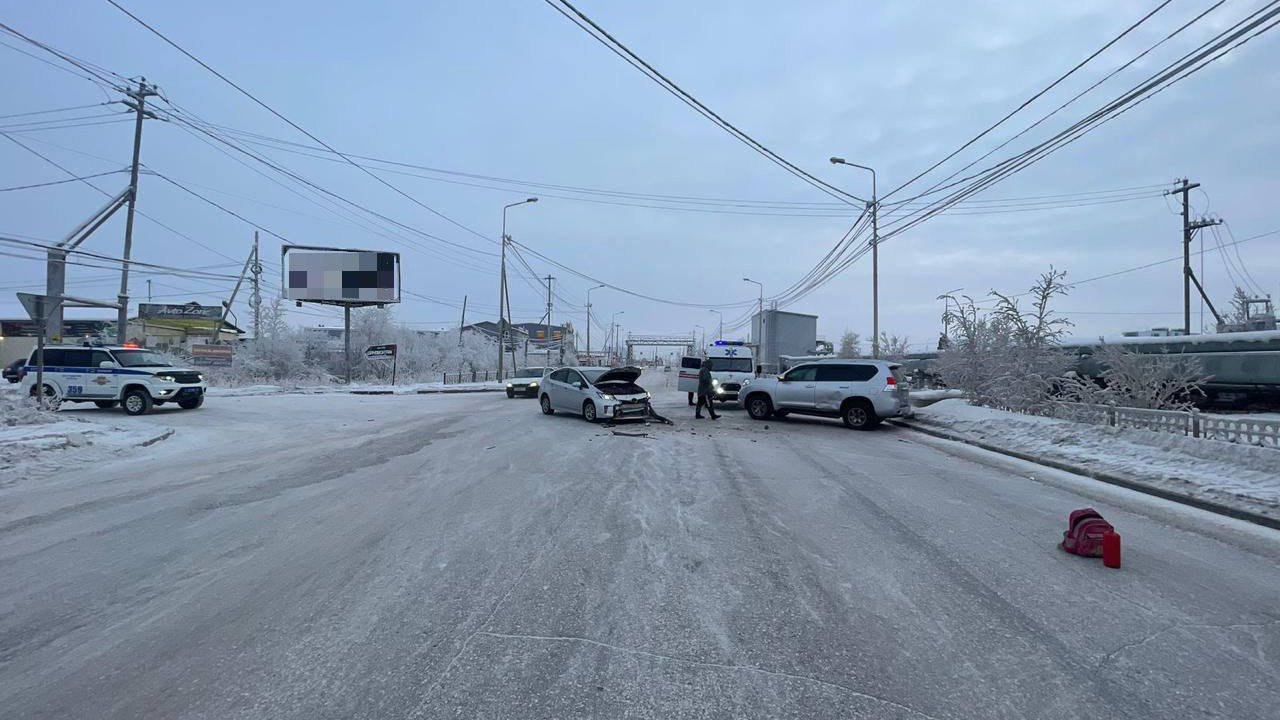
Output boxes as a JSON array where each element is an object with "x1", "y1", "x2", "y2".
[{"x1": 677, "y1": 341, "x2": 756, "y2": 404}]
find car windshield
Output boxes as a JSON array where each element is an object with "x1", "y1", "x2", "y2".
[
  {"x1": 580, "y1": 368, "x2": 608, "y2": 382},
  {"x1": 514, "y1": 367, "x2": 545, "y2": 378},
  {"x1": 706, "y1": 357, "x2": 753, "y2": 373},
  {"x1": 111, "y1": 349, "x2": 173, "y2": 367}
]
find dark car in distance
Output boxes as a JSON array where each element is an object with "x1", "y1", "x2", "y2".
[{"x1": 3, "y1": 357, "x2": 25, "y2": 384}]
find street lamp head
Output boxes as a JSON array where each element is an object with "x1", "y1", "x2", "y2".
[
  {"x1": 526, "y1": 197, "x2": 538, "y2": 203},
  {"x1": 829, "y1": 157, "x2": 846, "y2": 165}
]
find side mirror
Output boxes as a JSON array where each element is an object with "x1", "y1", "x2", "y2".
[
  {"x1": 579, "y1": 382, "x2": 588, "y2": 390},
  {"x1": 777, "y1": 374, "x2": 787, "y2": 382},
  {"x1": 98, "y1": 360, "x2": 117, "y2": 368}
]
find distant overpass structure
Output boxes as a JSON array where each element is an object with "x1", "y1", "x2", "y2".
[{"x1": 624, "y1": 333, "x2": 696, "y2": 364}]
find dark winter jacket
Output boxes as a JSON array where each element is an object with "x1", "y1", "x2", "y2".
[{"x1": 697, "y1": 362, "x2": 714, "y2": 394}]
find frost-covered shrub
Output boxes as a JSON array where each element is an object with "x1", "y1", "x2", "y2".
[{"x1": 938, "y1": 268, "x2": 1072, "y2": 414}]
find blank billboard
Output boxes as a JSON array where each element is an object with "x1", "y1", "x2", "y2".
[{"x1": 283, "y1": 247, "x2": 400, "y2": 304}]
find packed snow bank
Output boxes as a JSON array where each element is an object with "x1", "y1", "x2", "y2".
[
  {"x1": 912, "y1": 399, "x2": 1280, "y2": 516},
  {"x1": 0, "y1": 401, "x2": 174, "y2": 474},
  {"x1": 1, "y1": 386, "x2": 58, "y2": 428},
  {"x1": 205, "y1": 381, "x2": 502, "y2": 397},
  {"x1": 909, "y1": 389, "x2": 964, "y2": 407}
]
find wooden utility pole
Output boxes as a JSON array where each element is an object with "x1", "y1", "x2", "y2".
[
  {"x1": 458, "y1": 295, "x2": 467, "y2": 347},
  {"x1": 1167, "y1": 178, "x2": 1224, "y2": 334},
  {"x1": 251, "y1": 231, "x2": 262, "y2": 340},
  {"x1": 118, "y1": 78, "x2": 158, "y2": 343},
  {"x1": 544, "y1": 275, "x2": 555, "y2": 367}
]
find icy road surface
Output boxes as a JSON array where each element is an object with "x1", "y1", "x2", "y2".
[{"x1": 2, "y1": 374, "x2": 1278, "y2": 719}]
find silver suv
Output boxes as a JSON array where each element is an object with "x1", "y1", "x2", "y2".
[{"x1": 739, "y1": 359, "x2": 910, "y2": 430}]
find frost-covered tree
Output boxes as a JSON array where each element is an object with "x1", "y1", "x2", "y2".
[
  {"x1": 837, "y1": 331, "x2": 862, "y2": 358},
  {"x1": 1226, "y1": 286, "x2": 1253, "y2": 325},
  {"x1": 876, "y1": 333, "x2": 911, "y2": 361},
  {"x1": 1060, "y1": 343, "x2": 1207, "y2": 411},
  {"x1": 938, "y1": 268, "x2": 1073, "y2": 413}
]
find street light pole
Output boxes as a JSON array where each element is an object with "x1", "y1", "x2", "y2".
[
  {"x1": 497, "y1": 198, "x2": 537, "y2": 378},
  {"x1": 610, "y1": 311, "x2": 624, "y2": 365},
  {"x1": 743, "y1": 278, "x2": 763, "y2": 371},
  {"x1": 694, "y1": 324, "x2": 705, "y2": 351},
  {"x1": 708, "y1": 309, "x2": 723, "y2": 341},
  {"x1": 829, "y1": 157, "x2": 878, "y2": 357},
  {"x1": 586, "y1": 283, "x2": 605, "y2": 360}
]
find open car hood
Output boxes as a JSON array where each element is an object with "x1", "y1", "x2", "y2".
[{"x1": 593, "y1": 366, "x2": 642, "y2": 385}]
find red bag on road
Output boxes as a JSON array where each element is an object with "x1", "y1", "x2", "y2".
[{"x1": 1060, "y1": 508, "x2": 1114, "y2": 557}]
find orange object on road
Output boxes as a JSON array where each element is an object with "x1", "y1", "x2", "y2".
[{"x1": 1102, "y1": 530, "x2": 1122, "y2": 569}]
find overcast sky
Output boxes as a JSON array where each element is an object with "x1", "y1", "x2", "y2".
[{"x1": 3, "y1": 1, "x2": 1278, "y2": 351}]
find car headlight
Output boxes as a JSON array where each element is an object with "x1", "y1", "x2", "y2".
[
  {"x1": 195, "y1": 374, "x2": 204, "y2": 382},
  {"x1": 506, "y1": 382, "x2": 513, "y2": 387},
  {"x1": 529, "y1": 381, "x2": 538, "y2": 387},
  {"x1": 155, "y1": 374, "x2": 175, "y2": 382},
  {"x1": 599, "y1": 393, "x2": 615, "y2": 401}
]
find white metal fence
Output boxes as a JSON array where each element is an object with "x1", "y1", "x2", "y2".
[{"x1": 1056, "y1": 403, "x2": 1280, "y2": 449}]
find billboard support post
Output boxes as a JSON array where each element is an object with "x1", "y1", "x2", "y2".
[{"x1": 344, "y1": 306, "x2": 352, "y2": 385}]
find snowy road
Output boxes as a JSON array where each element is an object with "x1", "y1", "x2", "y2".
[{"x1": 2, "y1": 375, "x2": 1279, "y2": 719}]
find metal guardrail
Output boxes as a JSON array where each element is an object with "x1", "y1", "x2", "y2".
[
  {"x1": 1057, "y1": 403, "x2": 1279, "y2": 449},
  {"x1": 441, "y1": 370, "x2": 501, "y2": 385}
]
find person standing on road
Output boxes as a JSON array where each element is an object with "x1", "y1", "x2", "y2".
[{"x1": 695, "y1": 359, "x2": 720, "y2": 420}]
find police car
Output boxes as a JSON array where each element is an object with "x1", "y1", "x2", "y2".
[{"x1": 20, "y1": 343, "x2": 207, "y2": 415}]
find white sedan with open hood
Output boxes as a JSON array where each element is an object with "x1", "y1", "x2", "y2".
[{"x1": 539, "y1": 366, "x2": 651, "y2": 422}]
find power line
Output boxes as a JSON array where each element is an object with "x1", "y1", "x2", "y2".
[
  {"x1": 1, "y1": 130, "x2": 244, "y2": 262},
  {"x1": 0, "y1": 117, "x2": 133, "y2": 135},
  {"x1": 1222, "y1": 222, "x2": 1267, "y2": 295},
  {"x1": 544, "y1": 0, "x2": 862, "y2": 207},
  {"x1": 105, "y1": 0, "x2": 495, "y2": 246},
  {"x1": 876, "y1": 3, "x2": 1280, "y2": 245},
  {"x1": 0, "y1": 236, "x2": 243, "y2": 281},
  {"x1": 186, "y1": 115, "x2": 1176, "y2": 211},
  {"x1": 0, "y1": 169, "x2": 127, "y2": 192},
  {"x1": 156, "y1": 108, "x2": 496, "y2": 264},
  {"x1": 882, "y1": 0, "x2": 1174, "y2": 200},
  {"x1": 0, "y1": 38, "x2": 116, "y2": 100},
  {"x1": 0, "y1": 22, "x2": 127, "y2": 88},
  {"x1": 205, "y1": 126, "x2": 1166, "y2": 217},
  {"x1": 883, "y1": 1, "x2": 1229, "y2": 214},
  {"x1": 0, "y1": 102, "x2": 113, "y2": 121}
]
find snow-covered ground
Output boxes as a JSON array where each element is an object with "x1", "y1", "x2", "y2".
[
  {"x1": 912, "y1": 398, "x2": 1280, "y2": 518},
  {"x1": 0, "y1": 384, "x2": 175, "y2": 475},
  {"x1": 4, "y1": 371, "x2": 1280, "y2": 719}
]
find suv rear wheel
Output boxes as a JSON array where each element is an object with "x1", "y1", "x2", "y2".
[
  {"x1": 178, "y1": 395, "x2": 204, "y2": 410},
  {"x1": 745, "y1": 393, "x2": 773, "y2": 420},
  {"x1": 842, "y1": 399, "x2": 878, "y2": 430},
  {"x1": 122, "y1": 387, "x2": 152, "y2": 416}
]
